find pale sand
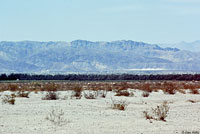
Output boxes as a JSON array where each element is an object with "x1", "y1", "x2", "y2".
[{"x1": 0, "y1": 89, "x2": 200, "y2": 134}]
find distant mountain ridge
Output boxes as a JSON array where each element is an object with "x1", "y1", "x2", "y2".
[
  {"x1": 160, "y1": 40, "x2": 200, "y2": 52},
  {"x1": 0, "y1": 40, "x2": 200, "y2": 73}
]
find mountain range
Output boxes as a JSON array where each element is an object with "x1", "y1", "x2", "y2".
[
  {"x1": 0, "y1": 40, "x2": 200, "y2": 73},
  {"x1": 160, "y1": 40, "x2": 200, "y2": 52}
]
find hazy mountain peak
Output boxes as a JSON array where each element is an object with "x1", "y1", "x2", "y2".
[{"x1": 0, "y1": 40, "x2": 199, "y2": 73}]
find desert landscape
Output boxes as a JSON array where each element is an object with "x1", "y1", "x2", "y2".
[
  {"x1": 0, "y1": 81, "x2": 200, "y2": 134},
  {"x1": 1, "y1": 0, "x2": 200, "y2": 134}
]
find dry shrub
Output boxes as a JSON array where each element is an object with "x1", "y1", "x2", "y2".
[
  {"x1": 97, "y1": 90, "x2": 107, "y2": 98},
  {"x1": 162, "y1": 82, "x2": 176, "y2": 95},
  {"x1": 143, "y1": 101, "x2": 170, "y2": 122},
  {"x1": 42, "y1": 91, "x2": 59, "y2": 100},
  {"x1": 8, "y1": 84, "x2": 18, "y2": 91},
  {"x1": 183, "y1": 83, "x2": 198, "y2": 90},
  {"x1": 142, "y1": 91, "x2": 150, "y2": 97},
  {"x1": 105, "y1": 85, "x2": 113, "y2": 91},
  {"x1": 71, "y1": 85, "x2": 82, "y2": 99},
  {"x1": 114, "y1": 82, "x2": 129, "y2": 91},
  {"x1": 2, "y1": 94, "x2": 16, "y2": 105},
  {"x1": 141, "y1": 83, "x2": 153, "y2": 92},
  {"x1": 34, "y1": 89, "x2": 39, "y2": 94},
  {"x1": 42, "y1": 83, "x2": 59, "y2": 92},
  {"x1": 16, "y1": 91, "x2": 30, "y2": 98},
  {"x1": 189, "y1": 89, "x2": 199, "y2": 94},
  {"x1": 143, "y1": 111, "x2": 153, "y2": 120},
  {"x1": 46, "y1": 108, "x2": 67, "y2": 126},
  {"x1": 111, "y1": 99, "x2": 129, "y2": 111},
  {"x1": 33, "y1": 82, "x2": 42, "y2": 87},
  {"x1": 115, "y1": 90, "x2": 134, "y2": 97},
  {"x1": 84, "y1": 91, "x2": 98, "y2": 99}
]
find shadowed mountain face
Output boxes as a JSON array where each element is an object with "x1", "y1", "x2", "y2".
[{"x1": 0, "y1": 40, "x2": 200, "y2": 73}]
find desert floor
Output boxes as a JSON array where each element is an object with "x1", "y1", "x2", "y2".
[{"x1": 0, "y1": 89, "x2": 200, "y2": 134}]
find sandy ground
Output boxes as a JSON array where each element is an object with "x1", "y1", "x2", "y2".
[{"x1": 0, "y1": 89, "x2": 200, "y2": 134}]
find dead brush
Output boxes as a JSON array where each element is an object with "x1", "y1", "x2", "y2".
[
  {"x1": 143, "y1": 111, "x2": 153, "y2": 120},
  {"x1": 8, "y1": 84, "x2": 19, "y2": 91},
  {"x1": 142, "y1": 91, "x2": 150, "y2": 97},
  {"x1": 84, "y1": 91, "x2": 98, "y2": 99},
  {"x1": 111, "y1": 98, "x2": 129, "y2": 111},
  {"x1": 42, "y1": 91, "x2": 59, "y2": 100},
  {"x1": 118, "y1": 82, "x2": 130, "y2": 90},
  {"x1": 46, "y1": 107, "x2": 67, "y2": 126},
  {"x1": 189, "y1": 88, "x2": 199, "y2": 94},
  {"x1": 141, "y1": 83, "x2": 153, "y2": 92},
  {"x1": 162, "y1": 82, "x2": 176, "y2": 95},
  {"x1": 97, "y1": 90, "x2": 107, "y2": 98},
  {"x1": 115, "y1": 90, "x2": 134, "y2": 97},
  {"x1": 143, "y1": 101, "x2": 170, "y2": 122},
  {"x1": 16, "y1": 91, "x2": 30, "y2": 98},
  {"x1": 2, "y1": 93, "x2": 16, "y2": 105},
  {"x1": 71, "y1": 85, "x2": 83, "y2": 99},
  {"x1": 41, "y1": 83, "x2": 59, "y2": 92}
]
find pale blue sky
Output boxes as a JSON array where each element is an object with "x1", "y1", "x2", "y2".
[{"x1": 0, "y1": 0, "x2": 200, "y2": 44}]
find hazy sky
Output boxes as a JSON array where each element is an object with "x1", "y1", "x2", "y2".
[{"x1": 0, "y1": 0, "x2": 200, "y2": 44}]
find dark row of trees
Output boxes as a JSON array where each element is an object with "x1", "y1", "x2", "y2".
[{"x1": 0, "y1": 73, "x2": 200, "y2": 81}]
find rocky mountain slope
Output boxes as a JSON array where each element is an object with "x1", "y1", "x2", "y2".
[{"x1": 0, "y1": 40, "x2": 200, "y2": 73}]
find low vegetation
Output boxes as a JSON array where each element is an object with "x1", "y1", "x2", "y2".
[
  {"x1": 46, "y1": 107, "x2": 67, "y2": 126},
  {"x1": 143, "y1": 101, "x2": 170, "y2": 122},
  {"x1": 142, "y1": 91, "x2": 150, "y2": 97},
  {"x1": 115, "y1": 90, "x2": 134, "y2": 97},
  {"x1": 16, "y1": 91, "x2": 30, "y2": 98},
  {"x1": 71, "y1": 85, "x2": 82, "y2": 99},
  {"x1": 189, "y1": 89, "x2": 199, "y2": 94},
  {"x1": 42, "y1": 91, "x2": 59, "y2": 100},
  {"x1": 97, "y1": 90, "x2": 107, "y2": 98},
  {"x1": 84, "y1": 91, "x2": 98, "y2": 99},
  {"x1": 2, "y1": 94, "x2": 16, "y2": 105},
  {"x1": 111, "y1": 98, "x2": 129, "y2": 111},
  {"x1": 0, "y1": 81, "x2": 200, "y2": 95}
]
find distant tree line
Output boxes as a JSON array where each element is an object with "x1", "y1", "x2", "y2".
[{"x1": 0, "y1": 73, "x2": 200, "y2": 81}]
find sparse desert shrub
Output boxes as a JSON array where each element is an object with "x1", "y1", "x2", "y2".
[
  {"x1": 143, "y1": 111, "x2": 153, "y2": 120},
  {"x1": 142, "y1": 83, "x2": 153, "y2": 92},
  {"x1": 34, "y1": 82, "x2": 42, "y2": 87},
  {"x1": 165, "y1": 88, "x2": 176, "y2": 95},
  {"x1": 111, "y1": 99, "x2": 129, "y2": 111},
  {"x1": 143, "y1": 101, "x2": 170, "y2": 122},
  {"x1": 84, "y1": 91, "x2": 98, "y2": 99},
  {"x1": 42, "y1": 91, "x2": 59, "y2": 100},
  {"x1": 163, "y1": 82, "x2": 176, "y2": 95},
  {"x1": 189, "y1": 89, "x2": 199, "y2": 94},
  {"x1": 16, "y1": 91, "x2": 30, "y2": 98},
  {"x1": 46, "y1": 108, "x2": 67, "y2": 126},
  {"x1": 34, "y1": 89, "x2": 39, "y2": 94},
  {"x1": 71, "y1": 85, "x2": 82, "y2": 99},
  {"x1": 105, "y1": 85, "x2": 113, "y2": 91},
  {"x1": 115, "y1": 90, "x2": 134, "y2": 97},
  {"x1": 2, "y1": 94, "x2": 16, "y2": 105},
  {"x1": 42, "y1": 83, "x2": 58, "y2": 92},
  {"x1": 97, "y1": 90, "x2": 107, "y2": 98},
  {"x1": 142, "y1": 91, "x2": 150, "y2": 97},
  {"x1": 118, "y1": 82, "x2": 129, "y2": 90},
  {"x1": 8, "y1": 84, "x2": 18, "y2": 91}
]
